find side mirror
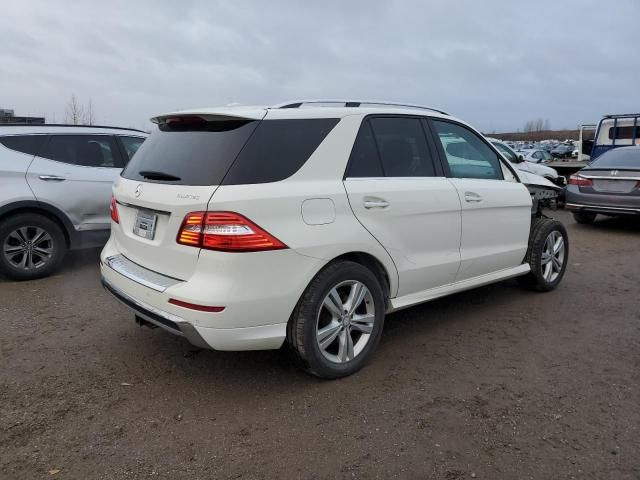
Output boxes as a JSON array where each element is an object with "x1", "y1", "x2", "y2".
[{"x1": 517, "y1": 154, "x2": 524, "y2": 163}]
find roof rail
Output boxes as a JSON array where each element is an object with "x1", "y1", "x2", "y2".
[
  {"x1": 602, "y1": 113, "x2": 640, "y2": 119},
  {"x1": 0, "y1": 123, "x2": 148, "y2": 133},
  {"x1": 271, "y1": 100, "x2": 450, "y2": 116}
]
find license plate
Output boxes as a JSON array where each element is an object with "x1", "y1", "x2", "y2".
[
  {"x1": 133, "y1": 210, "x2": 157, "y2": 240},
  {"x1": 593, "y1": 179, "x2": 636, "y2": 193}
]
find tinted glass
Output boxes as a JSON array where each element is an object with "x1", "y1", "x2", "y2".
[
  {"x1": 347, "y1": 121, "x2": 383, "y2": 177},
  {"x1": 0, "y1": 135, "x2": 47, "y2": 156},
  {"x1": 608, "y1": 126, "x2": 640, "y2": 140},
  {"x1": 590, "y1": 148, "x2": 640, "y2": 168},
  {"x1": 122, "y1": 121, "x2": 258, "y2": 185},
  {"x1": 120, "y1": 136, "x2": 145, "y2": 162},
  {"x1": 40, "y1": 135, "x2": 122, "y2": 168},
  {"x1": 432, "y1": 121, "x2": 503, "y2": 180},
  {"x1": 223, "y1": 118, "x2": 339, "y2": 185},
  {"x1": 369, "y1": 117, "x2": 435, "y2": 177}
]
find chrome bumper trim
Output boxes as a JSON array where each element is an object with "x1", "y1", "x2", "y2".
[
  {"x1": 104, "y1": 254, "x2": 182, "y2": 292},
  {"x1": 566, "y1": 203, "x2": 640, "y2": 213}
]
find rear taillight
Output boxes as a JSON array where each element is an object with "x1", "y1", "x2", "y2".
[
  {"x1": 110, "y1": 196, "x2": 119, "y2": 223},
  {"x1": 177, "y1": 211, "x2": 287, "y2": 252},
  {"x1": 568, "y1": 174, "x2": 593, "y2": 187}
]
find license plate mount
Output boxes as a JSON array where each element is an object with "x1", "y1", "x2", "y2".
[{"x1": 133, "y1": 210, "x2": 157, "y2": 240}]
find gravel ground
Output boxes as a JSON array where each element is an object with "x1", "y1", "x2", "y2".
[{"x1": 1, "y1": 209, "x2": 639, "y2": 479}]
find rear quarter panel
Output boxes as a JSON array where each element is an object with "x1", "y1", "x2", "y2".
[{"x1": 0, "y1": 147, "x2": 36, "y2": 208}]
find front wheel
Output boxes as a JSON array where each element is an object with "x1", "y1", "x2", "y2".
[
  {"x1": 287, "y1": 261, "x2": 386, "y2": 379},
  {"x1": 518, "y1": 218, "x2": 569, "y2": 292}
]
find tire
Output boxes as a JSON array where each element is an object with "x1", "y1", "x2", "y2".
[
  {"x1": 518, "y1": 217, "x2": 569, "y2": 292},
  {"x1": 573, "y1": 211, "x2": 597, "y2": 224},
  {"x1": 0, "y1": 213, "x2": 67, "y2": 280},
  {"x1": 287, "y1": 260, "x2": 386, "y2": 379}
]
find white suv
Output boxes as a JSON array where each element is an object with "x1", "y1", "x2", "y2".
[{"x1": 100, "y1": 101, "x2": 568, "y2": 378}]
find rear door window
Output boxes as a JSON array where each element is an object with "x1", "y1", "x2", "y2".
[
  {"x1": 0, "y1": 135, "x2": 47, "y2": 156},
  {"x1": 369, "y1": 117, "x2": 436, "y2": 177},
  {"x1": 39, "y1": 135, "x2": 123, "y2": 168},
  {"x1": 222, "y1": 118, "x2": 339, "y2": 185}
]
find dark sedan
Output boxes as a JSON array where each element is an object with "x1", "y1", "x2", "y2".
[
  {"x1": 551, "y1": 144, "x2": 573, "y2": 158},
  {"x1": 566, "y1": 146, "x2": 640, "y2": 223}
]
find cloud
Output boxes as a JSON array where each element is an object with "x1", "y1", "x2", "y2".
[{"x1": 1, "y1": 0, "x2": 638, "y2": 131}]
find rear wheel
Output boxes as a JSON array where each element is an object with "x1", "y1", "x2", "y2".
[
  {"x1": 518, "y1": 217, "x2": 568, "y2": 292},
  {"x1": 0, "y1": 214, "x2": 66, "y2": 280},
  {"x1": 287, "y1": 261, "x2": 385, "y2": 379},
  {"x1": 573, "y1": 211, "x2": 597, "y2": 224}
]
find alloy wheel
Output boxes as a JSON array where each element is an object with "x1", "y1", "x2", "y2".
[
  {"x1": 541, "y1": 230, "x2": 565, "y2": 282},
  {"x1": 2, "y1": 226, "x2": 54, "y2": 271},
  {"x1": 316, "y1": 280, "x2": 376, "y2": 363}
]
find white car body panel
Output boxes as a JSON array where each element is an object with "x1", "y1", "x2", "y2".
[
  {"x1": 448, "y1": 178, "x2": 531, "y2": 281},
  {"x1": 344, "y1": 177, "x2": 461, "y2": 296}
]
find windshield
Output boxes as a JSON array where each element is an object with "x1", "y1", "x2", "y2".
[{"x1": 590, "y1": 148, "x2": 640, "y2": 168}]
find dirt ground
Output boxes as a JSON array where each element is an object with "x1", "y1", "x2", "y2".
[{"x1": 1, "y1": 209, "x2": 639, "y2": 479}]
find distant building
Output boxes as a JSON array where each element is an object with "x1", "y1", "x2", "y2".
[{"x1": 0, "y1": 108, "x2": 45, "y2": 124}]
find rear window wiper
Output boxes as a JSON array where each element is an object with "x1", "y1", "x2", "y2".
[{"x1": 138, "y1": 170, "x2": 182, "y2": 181}]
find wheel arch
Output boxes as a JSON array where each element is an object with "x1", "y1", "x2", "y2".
[
  {"x1": 0, "y1": 201, "x2": 76, "y2": 248},
  {"x1": 326, "y1": 251, "x2": 393, "y2": 310}
]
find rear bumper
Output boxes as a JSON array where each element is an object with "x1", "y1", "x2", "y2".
[
  {"x1": 102, "y1": 277, "x2": 211, "y2": 349},
  {"x1": 565, "y1": 187, "x2": 640, "y2": 215},
  {"x1": 99, "y1": 237, "x2": 325, "y2": 351}
]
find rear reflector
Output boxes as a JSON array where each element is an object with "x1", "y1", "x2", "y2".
[
  {"x1": 110, "y1": 195, "x2": 119, "y2": 223},
  {"x1": 568, "y1": 174, "x2": 593, "y2": 187},
  {"x1": 177, "y1": 211, "x2": 287, "y2": 252},
  {"x1": 168, "y1": 298, "x2": 225, "y2": 312}
]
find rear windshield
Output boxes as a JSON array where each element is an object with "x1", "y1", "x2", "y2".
[
  {"x1": 590, "y1": 148, "x2": 640, "y2": 168},
  {"x1": 121, "y1": 118, "x2": 339, "y2": 186},
  {"x1": 122, "y1": 120, "x2": 258, "y2": 185}
]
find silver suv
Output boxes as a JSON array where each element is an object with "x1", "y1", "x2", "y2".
[{"x1": 0, "y1": 124, "x2": 146, "y2": 280}]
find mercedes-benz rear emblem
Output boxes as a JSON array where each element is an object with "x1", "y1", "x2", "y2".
[{"x1": 135, "y1": 184, "x2": 143, "y2": 197}]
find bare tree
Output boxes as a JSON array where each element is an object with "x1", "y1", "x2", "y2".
[
  {"x1": 64, "y1": 94, "x2": 97, "y2": 125},
  {"x1": 524, "y1": 118, "x2": 551, "y2": 133},
  {"x1": 64, "y1": 94, "x2": 84, "y2": 125},
  {"x1": 83, "y1": 98, "x2": 95, "y2": 126}
]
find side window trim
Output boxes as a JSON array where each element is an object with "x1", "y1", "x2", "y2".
[
  {"x1": 114, "y1": 135, "x2": 135, "y2": 168},
  {"x1": 419, "y1": 118, "x2": 446, "y2": 177},
  {"x1": 425, "y1": 117, "x2": 521, "y2": 182}
]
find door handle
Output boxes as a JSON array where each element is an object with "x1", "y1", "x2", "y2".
[
  {"x1": 464, "y1": 191, "x2": 482, "y2": 203},
  {"x1": 39, "y1": 175, "x2": 66, "y2": 182},
  {"x1": 363, "y1": 197, "x2": 389, "y2": 209}
]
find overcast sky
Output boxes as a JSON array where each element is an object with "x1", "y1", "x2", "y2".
[{"x1": 2, "y1": 0, "x2": 638, "y2": 132}]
